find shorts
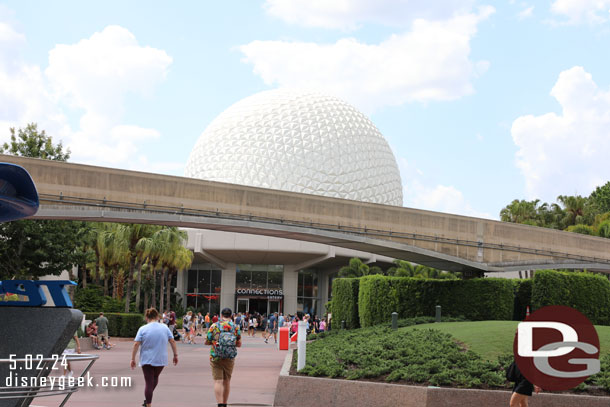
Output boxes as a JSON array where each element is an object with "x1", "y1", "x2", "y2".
[
  {"x1": 98, "y1": 332, "x2": 108, "y2": 340},
  {"x1": 210, "y1": 358, "x2": 235, "y2": 381},
  {"x1": 513, "y1": 378, "x2": 533, "y2": 396}
]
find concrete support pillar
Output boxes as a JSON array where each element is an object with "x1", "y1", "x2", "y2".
[
  {"x1": 220, "y1": 263, "x2": 236, "y2": 311},
  {"x1": 176, "y1": 268, "x2": 186, "y2": 310},
  {"x1": 319, "y1": 268, "x2": 329, "y2": 316},
  {"x1": 283, "y1": 265, "x2": 299, "y2": 316}
]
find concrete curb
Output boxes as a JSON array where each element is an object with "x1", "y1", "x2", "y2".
[{"x1": 273, "y1": 352, "x2": 609, "y2": 407}]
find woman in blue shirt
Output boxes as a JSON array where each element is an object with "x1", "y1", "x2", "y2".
[{"x1": 131, "y1": 308, "x2": 179, "y2": 407}]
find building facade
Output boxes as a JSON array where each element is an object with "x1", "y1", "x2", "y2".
[{"x1": 176, "y1": 229, "x2": 393, "y2": 317}]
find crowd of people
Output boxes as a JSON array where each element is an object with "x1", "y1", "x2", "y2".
[{"x1": 158, "y1": 309, "x2": 330, "y2": 344}]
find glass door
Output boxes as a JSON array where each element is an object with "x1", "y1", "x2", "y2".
[
  {"x1": 268, "y1": 300, "x2": 280, "y2": 315},
  {"x1": 237, "y1": 298, "x2": 249, "y2": 314}
]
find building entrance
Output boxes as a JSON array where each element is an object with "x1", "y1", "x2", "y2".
[{"x1": 236, "y1": 296, "x2": 283, "y2": 316}]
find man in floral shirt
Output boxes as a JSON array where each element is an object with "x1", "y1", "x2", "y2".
[{"x1": 205, "y1": 307, "x2": 241, "y2": 407}]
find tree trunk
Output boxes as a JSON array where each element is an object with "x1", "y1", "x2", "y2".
[
  {"x1": 165, "y1": 269, "x2": 173, "y2": 312},
  {"x1": 116, "y1": 269, "x2": 124, "y2": 300},
  {"x1": 95, "y1": 264, "x2": 101, "y2": 286},
  {"x1": 144, "y1": 290, "x2": 149, "y2": 311},
  {"x1": 124, "y1": 254, "x2": 136, "y2": 313},
  {"x1": 159, "y1": 267, "x2": 167, "y2": 312},
  {"x1": 151, "y1": 267, "x2": 157, "y2": 310},
  {"x1": 112, "y1": 269, "x2": 117, "y2": 299},
  {"x1": 135, "y1": 262, "x2": 142, "y2": 312},
  {"x1": 81, "y1": 264, "x2": 87, "y2": 288},
  {"x1": 103, "y1": 267, "x2": 109, "y2": 296}
]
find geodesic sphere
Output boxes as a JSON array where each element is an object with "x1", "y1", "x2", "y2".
[{"x1": 185, "y1": 89, "x2": 403, "y2": 206}]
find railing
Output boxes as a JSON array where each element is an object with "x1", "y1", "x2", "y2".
[
  {"x1": 0, "y1": 353, "x2": 99, "y2": 407},
  {"x1": 37, "y1": 193, "x2": 610, "y2": 266}
]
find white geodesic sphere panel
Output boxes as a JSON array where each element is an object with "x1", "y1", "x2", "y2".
[{"x1": 185, "y1": 89, "x2": 403, "y2": 206}]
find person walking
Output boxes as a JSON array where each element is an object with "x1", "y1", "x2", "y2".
[
  {"x1": 248, "y1": 315, "x2": 256, "y2": 337},
  {"x1": 205, "y1": 312, "x2": 211, "y2": 330},
  {"x1": 131, "y1": 308, "x2": 178, "y2": 407},
  {"x1": 168, "y1": 310, "x2": 176, "y2": 333},
  {"x1": 95, "y1": 312, "x2": 111, "y2": 349},
  {"x1": 278, "y1": 313, "x2": 285, "y2": 329},
  {"x1": 265, "y1": 312, "x2": 278, "y2": 344},
  {"x1": 205, "y1": 307, "x2": 242, "y2": 407}
]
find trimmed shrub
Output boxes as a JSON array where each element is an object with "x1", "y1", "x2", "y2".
[
  {"x1": 84, "y1": 312, "x2": 145, "y2": 337},
  {"x1": 357, "y1": 275, "x2": 514, "y2": 327},
  {"x1": 513, "y1": 279, "x2": 532, "y2": 321},
  {"x1": 330, "y1": 278, "x2": 360, "y2": 329},
  {"x1": 532, "y1": 269, "x2": 610, "y2": 325}
]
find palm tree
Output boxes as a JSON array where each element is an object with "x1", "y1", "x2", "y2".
[
  {"x1": 134, "y1": 226, "x2": 162, "y2": 312},
  {"x1": 557, "y1": 195, "x2": 589, "y2": 227},
  {"x1": 338, "y1": 258, "x2": 370, "y2": 277},
  {"x1": 158, "y1": 228, "x2": 188, "y2": 312},
  {"x1": 139, "y1": 227, "x2": 175, "y2": 310},
  {"x1": 165, "y1": 245, "x2": 193, "y2": 311},
  {"x1": 499, "y1": 199, "x2": 542, "y2": 225},
  {"x1": 118, "y1": 224, "x2": 157, "y2": 313}
]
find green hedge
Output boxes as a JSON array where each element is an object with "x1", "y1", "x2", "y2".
[
  {"x1": 330, "y1": 278, "x2": 360, "y2": 329},
  {"x1": 532, "y1": 270, "x2": 610, "y2": 325},
  {"x1": 513, "y1": 279, "x2": 533, "y2": 321},
  {"x1": 84, "y1": 312, "x2": 145, "y2": 337},
  {"x1": 357, "y1": 275, "x2": 514, "y2": 327}
]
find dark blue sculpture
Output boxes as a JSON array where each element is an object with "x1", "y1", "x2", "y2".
[{"x1": 0, "y1": 163, "x2": 39, "y2": 222}]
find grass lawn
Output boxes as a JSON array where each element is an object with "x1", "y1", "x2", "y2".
[{"x1": 403, "y1": 321, "x2": 610, "y2": 361}]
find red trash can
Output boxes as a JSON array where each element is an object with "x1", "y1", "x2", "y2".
[{"x1": 278, "y1": 327, "x2": 290, "y2": 350}]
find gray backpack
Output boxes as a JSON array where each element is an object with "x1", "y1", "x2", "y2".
[{"x1": 216, "y1": 324, "x2": 237, "y2": 359}]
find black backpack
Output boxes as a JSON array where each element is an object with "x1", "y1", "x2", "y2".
[{"x1": 506, "y1": 362, "x2": 520, "y2": 382}]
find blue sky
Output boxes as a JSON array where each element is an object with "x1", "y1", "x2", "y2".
[{"x1": 1, "y1": 0, "x2": 610, "y2": 219}]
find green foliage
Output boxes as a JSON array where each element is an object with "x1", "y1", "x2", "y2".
[
  {"x1": 387, "y1": 259, "x2": 461, "y2": 279},
  {"x1": 357, "y1": 275, "x2": 514, "y2": 327},
  {"x1": 588, "y1": 354, "x2": 610, "y2": 391},
  {"x1": 532, "y1": 269, "x2": 610, "y2": 325},
  {"x1": 0, "y1": 123, "x2": 89, "y2": 279},
  {"x1": 1, "y1": 123, "x2": 70, "y2": 160},
  {"x1": 74, "y1": 286, "x2": 131, "y2": 313},
  {"x1": 338, "y1": 258, "x2": 370, "y2": 278},
  {"x1": 298, "y1": 326, "x2": 506, "y2": 389},
  {"x1": 74, "y1": 286, "x2": 104, "y2": 311},
  {"x1": 0, "y1": 219, "x2": 89, "y2": 279},
  {"x1": 566, "y1": 224, "x2": 597, "y2": 235},
  {"x1": 590, "y1": 182, "x2": 610, "y2": 215},
  {"x1": 512, "y1": 279, "x2": 532, "y2": 321},
  {"x1": 330, "y1": 278, "x2": 360, "y2": 329},
  {"x1": 84, "y1": 312, "x2": 145, "y2": 337},
  {"x1": 598, "y1": 219, "x2": 610, "y2": 238}
]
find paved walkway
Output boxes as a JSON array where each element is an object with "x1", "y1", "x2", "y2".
[{"x1": 32, "y1": 333, "x2": 287, "y2": 407}]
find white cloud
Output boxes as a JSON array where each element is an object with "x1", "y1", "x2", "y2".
[
  {"x1": 512, "y1": 66, "x2": 610, "y2": 201},
  {"x1": 551, "y1": 0, "x2": 610, "y2": 24},
  {"x1": 0, "y1": 21, "x2": 67, "y2": 139},
  {"x1": 46, "y1": 26, "x2": 172, "y2": 120},
  {"x1": 264, "y1": 0, "x2": 476, "y2": 30},
  {"x1": 406, "y1": 183, "x2": 493, "y2": 219},
  {"x1": 0, "y1": 21, "x2": 176, "y2": 170},
  {"x1": 518, "y1": 6, "x2": 534, "y2": 20},
  {"x1": 399, "y1": 158, "x2": 492, "y2": 218},
  {"x1": 240, "y1": 7, "x2": 494, "y2": 112}
]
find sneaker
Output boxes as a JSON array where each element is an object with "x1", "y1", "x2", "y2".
[{"x1": 264, "y1": 338, "x2": 268, "y2": 343}]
